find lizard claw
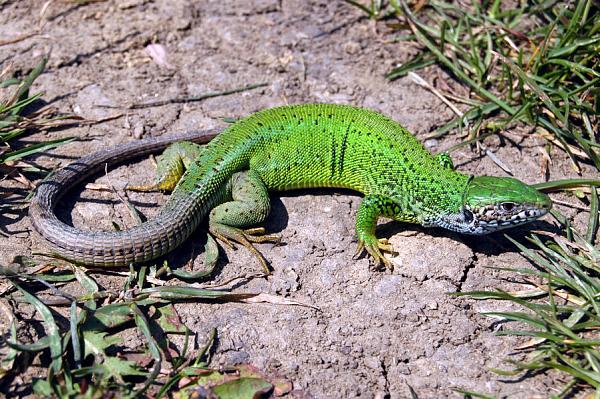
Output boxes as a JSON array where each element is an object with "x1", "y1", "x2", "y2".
[{"x1": 355, "y1": 236, "x2": 396, "y2": 271}]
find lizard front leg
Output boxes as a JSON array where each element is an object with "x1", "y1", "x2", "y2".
[
  {"x1": 209, "y1": 170, "x2": 280, "y2": 274},
  {"x1": 129, "y1": 141, "x2": 205, "y2": 191},
  {"x1": 434, "y1": 152, "x2": 455, "y2": 170},
  {"x1": 355, "y1": 195, "x2": 406, "y2": 270}
]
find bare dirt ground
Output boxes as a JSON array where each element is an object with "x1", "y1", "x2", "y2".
[{"x1": 0, "y1": 0, "x2": 592, "y2": 397}]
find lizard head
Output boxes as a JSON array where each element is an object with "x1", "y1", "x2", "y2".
[{"x1": 436, "y1": 176, "x2": 552, "y2": 235}]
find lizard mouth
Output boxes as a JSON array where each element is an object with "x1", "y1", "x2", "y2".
[
  {"x1": 462, "y1": 205, "x2": 550, "y2": 234},
  {"x1": 432, "y1": 204, "x2": 550, "y2": 235}
]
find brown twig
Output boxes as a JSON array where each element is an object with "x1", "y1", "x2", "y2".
[
  {"x1": 125, "y1": 82, "x2": 269, "y2": 109},
  {"x1": 0, "y1": 31, "x2": 38, "y2": 47}
]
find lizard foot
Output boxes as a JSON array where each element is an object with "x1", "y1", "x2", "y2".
[
  {"x1": 127, "y1": 181, "x2": 173, "y2": 192},
  {"x1": 209, "y1": 223, "x2": 279, "y2": 275},
  {"x1": 127, "y1": 184, "x2": 158, "y2": 192},
  {"x1": 355, "y1": 237, "x2": 397, "y2": 271}
]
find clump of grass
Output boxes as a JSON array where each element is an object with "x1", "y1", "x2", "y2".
[
  {"x1": 0, "y1": 56, "x2": 79, "y2": 234},
  {"x1": 455, "y1": 231, "x2": 600, "y2": 397},
  {"x1": 0, "y1": 56, "x2": 76, "y2": 169},
  {"x1": 0, "y1": 259, "x2": 293, "y2": 397},
  {"x1": 343, "y1": 0, "x2": 387, "y2": 19},
  {"x1": 404, "y1": 0, "x2": 599, "y2": 172},
  {"x1": 346, "y1": 0, "x2": 600, "y2": 396},
  {"x1": 347, "y1": 0, "x2": 599, "y2": 172}
]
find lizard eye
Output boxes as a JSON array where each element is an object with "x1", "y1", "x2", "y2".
[{"x1": 500, "y1": 202, "x2": 516, "y2": 212}]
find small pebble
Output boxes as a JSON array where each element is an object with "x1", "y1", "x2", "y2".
[{"x1": 424, "y1": 138, "x2": 438, "y2": 149}]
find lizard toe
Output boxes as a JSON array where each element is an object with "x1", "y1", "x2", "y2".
[
  {"x1": 209, "y1": 222, "x2": 272, "y2": 275},
  {"x1": 243, "y1": 228, "x2": 281, "y2": 245},
  {"x1": 356, "y1": 237, "x2": 396, "y2": 271}
]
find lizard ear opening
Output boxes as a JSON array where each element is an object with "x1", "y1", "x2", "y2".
[
  {"x1": 461, "y1": 175, "x2": 475, "y2": 205},
  {"x1": 463, "y1": 208, "x2": 474, "y2": 223}
]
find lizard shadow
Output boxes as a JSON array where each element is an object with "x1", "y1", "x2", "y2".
[
  {"x1": 376, "y1": 218, "x2": 559, "y2": 257},
  {"x1": 0, "y1": 187, "x2": 30, "y2": 234},
  {"x1": 46, "y1": 180, "x2": 559, "y2": 278},
  {"x1": 54, "y1": 186, "x2": 170, "y2": 228},
  {"x1": 147, "y1": 196, "x2": 291, "y2": 280},
  {"x1": 43, "y1": 181, "x2": 224, "y2": 279},
  {"x1": 266, "y1": 187, "x2": 559, "y2": 259},
  {"x1": 0, "y1": 316, "x2": 47, "y2": 397},
  {"x1": 463, "y1": 220, "x2": 559, "y2": 256},
  {"x1": 264, "y1": 195, "x2": 291, "y2": 232},
  {"x1": 46, "y1": 177, "x2": 293, "y2": 280}
]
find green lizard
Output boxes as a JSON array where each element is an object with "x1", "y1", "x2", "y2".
[{"x1": 29, "y1": 104, "x2": 552, "y2": 271}]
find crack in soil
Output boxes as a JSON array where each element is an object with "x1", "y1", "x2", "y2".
[
  {"x1": 381, "y1": 357, "x2": 391, "y2": 398},
  {"x1": 456, "y1": 252, "x2": 478, "y2": 292}
]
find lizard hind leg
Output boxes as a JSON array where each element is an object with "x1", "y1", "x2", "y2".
[
  {"x1": 208, "y1": 170, "x2": 280, "y2": 274},
  {"x1": 128, "y1": 141, "x2": 205, "y2": 192}
]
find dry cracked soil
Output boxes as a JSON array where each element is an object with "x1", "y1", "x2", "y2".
[{"x1": 0, "y1": 1, "x2": 592, "y2": 398}]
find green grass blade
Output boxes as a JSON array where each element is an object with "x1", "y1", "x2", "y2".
[
  {"x1": 587, "y1": 187, "x2": 599, "y2": 244},
  {"x1": 15, "y1": 56, "x2": 48, "y2": 105},
  {"x1": 11, "y1": 281, "x2": 63, "y2": 374},
  {"x1": 386, "y1": 54, "x2": 436, "y2": 80},
  {"x1": 131, "y1": 304, "x2": 162, "y2": 397},
  {"x1": 532, "y1": 179, "x2": 600, "y2": 192},
  {"x1": 0, "y1": 137, "x2": 75, "y2": 163}
]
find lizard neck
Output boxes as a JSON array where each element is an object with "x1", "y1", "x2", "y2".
[
  {"x1": 387, "y1": 169, "x2": 471, "y2": 226},
  {"x1": 425, "y1": 170, "x2": 471, "y2": 223}
]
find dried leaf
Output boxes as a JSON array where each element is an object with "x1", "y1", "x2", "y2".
[
  {"x1": 241, "y1": 293, "x2": 320, "y2": 310},
  {"x1": 154, "y1": 304, "x2": 190, "y2": 334},
  {"x1": 211, "y1": 378, "x2": 273, "y2": 398}
]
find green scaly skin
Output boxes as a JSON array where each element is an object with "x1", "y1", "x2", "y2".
[{"x1": 29, "y1": 104, "x2": 552, "y2": 270}]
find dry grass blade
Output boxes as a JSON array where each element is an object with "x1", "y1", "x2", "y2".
[
  {"x1": 140, "y1": 285, "x2": 257, "y2": 301},
  {"x1": 0, "y1": 31, "x2": 38, "y2": 47},
  {"x1": 241, "y1": 293, "x2": 321, "y2": 310},
  {"x1": 127, "y1": 82, "x2": 269, "y2": 109}
]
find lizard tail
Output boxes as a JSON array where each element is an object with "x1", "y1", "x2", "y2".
[{"x1": 29, "y1": 129, "x2": 220, "y2": 267}]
